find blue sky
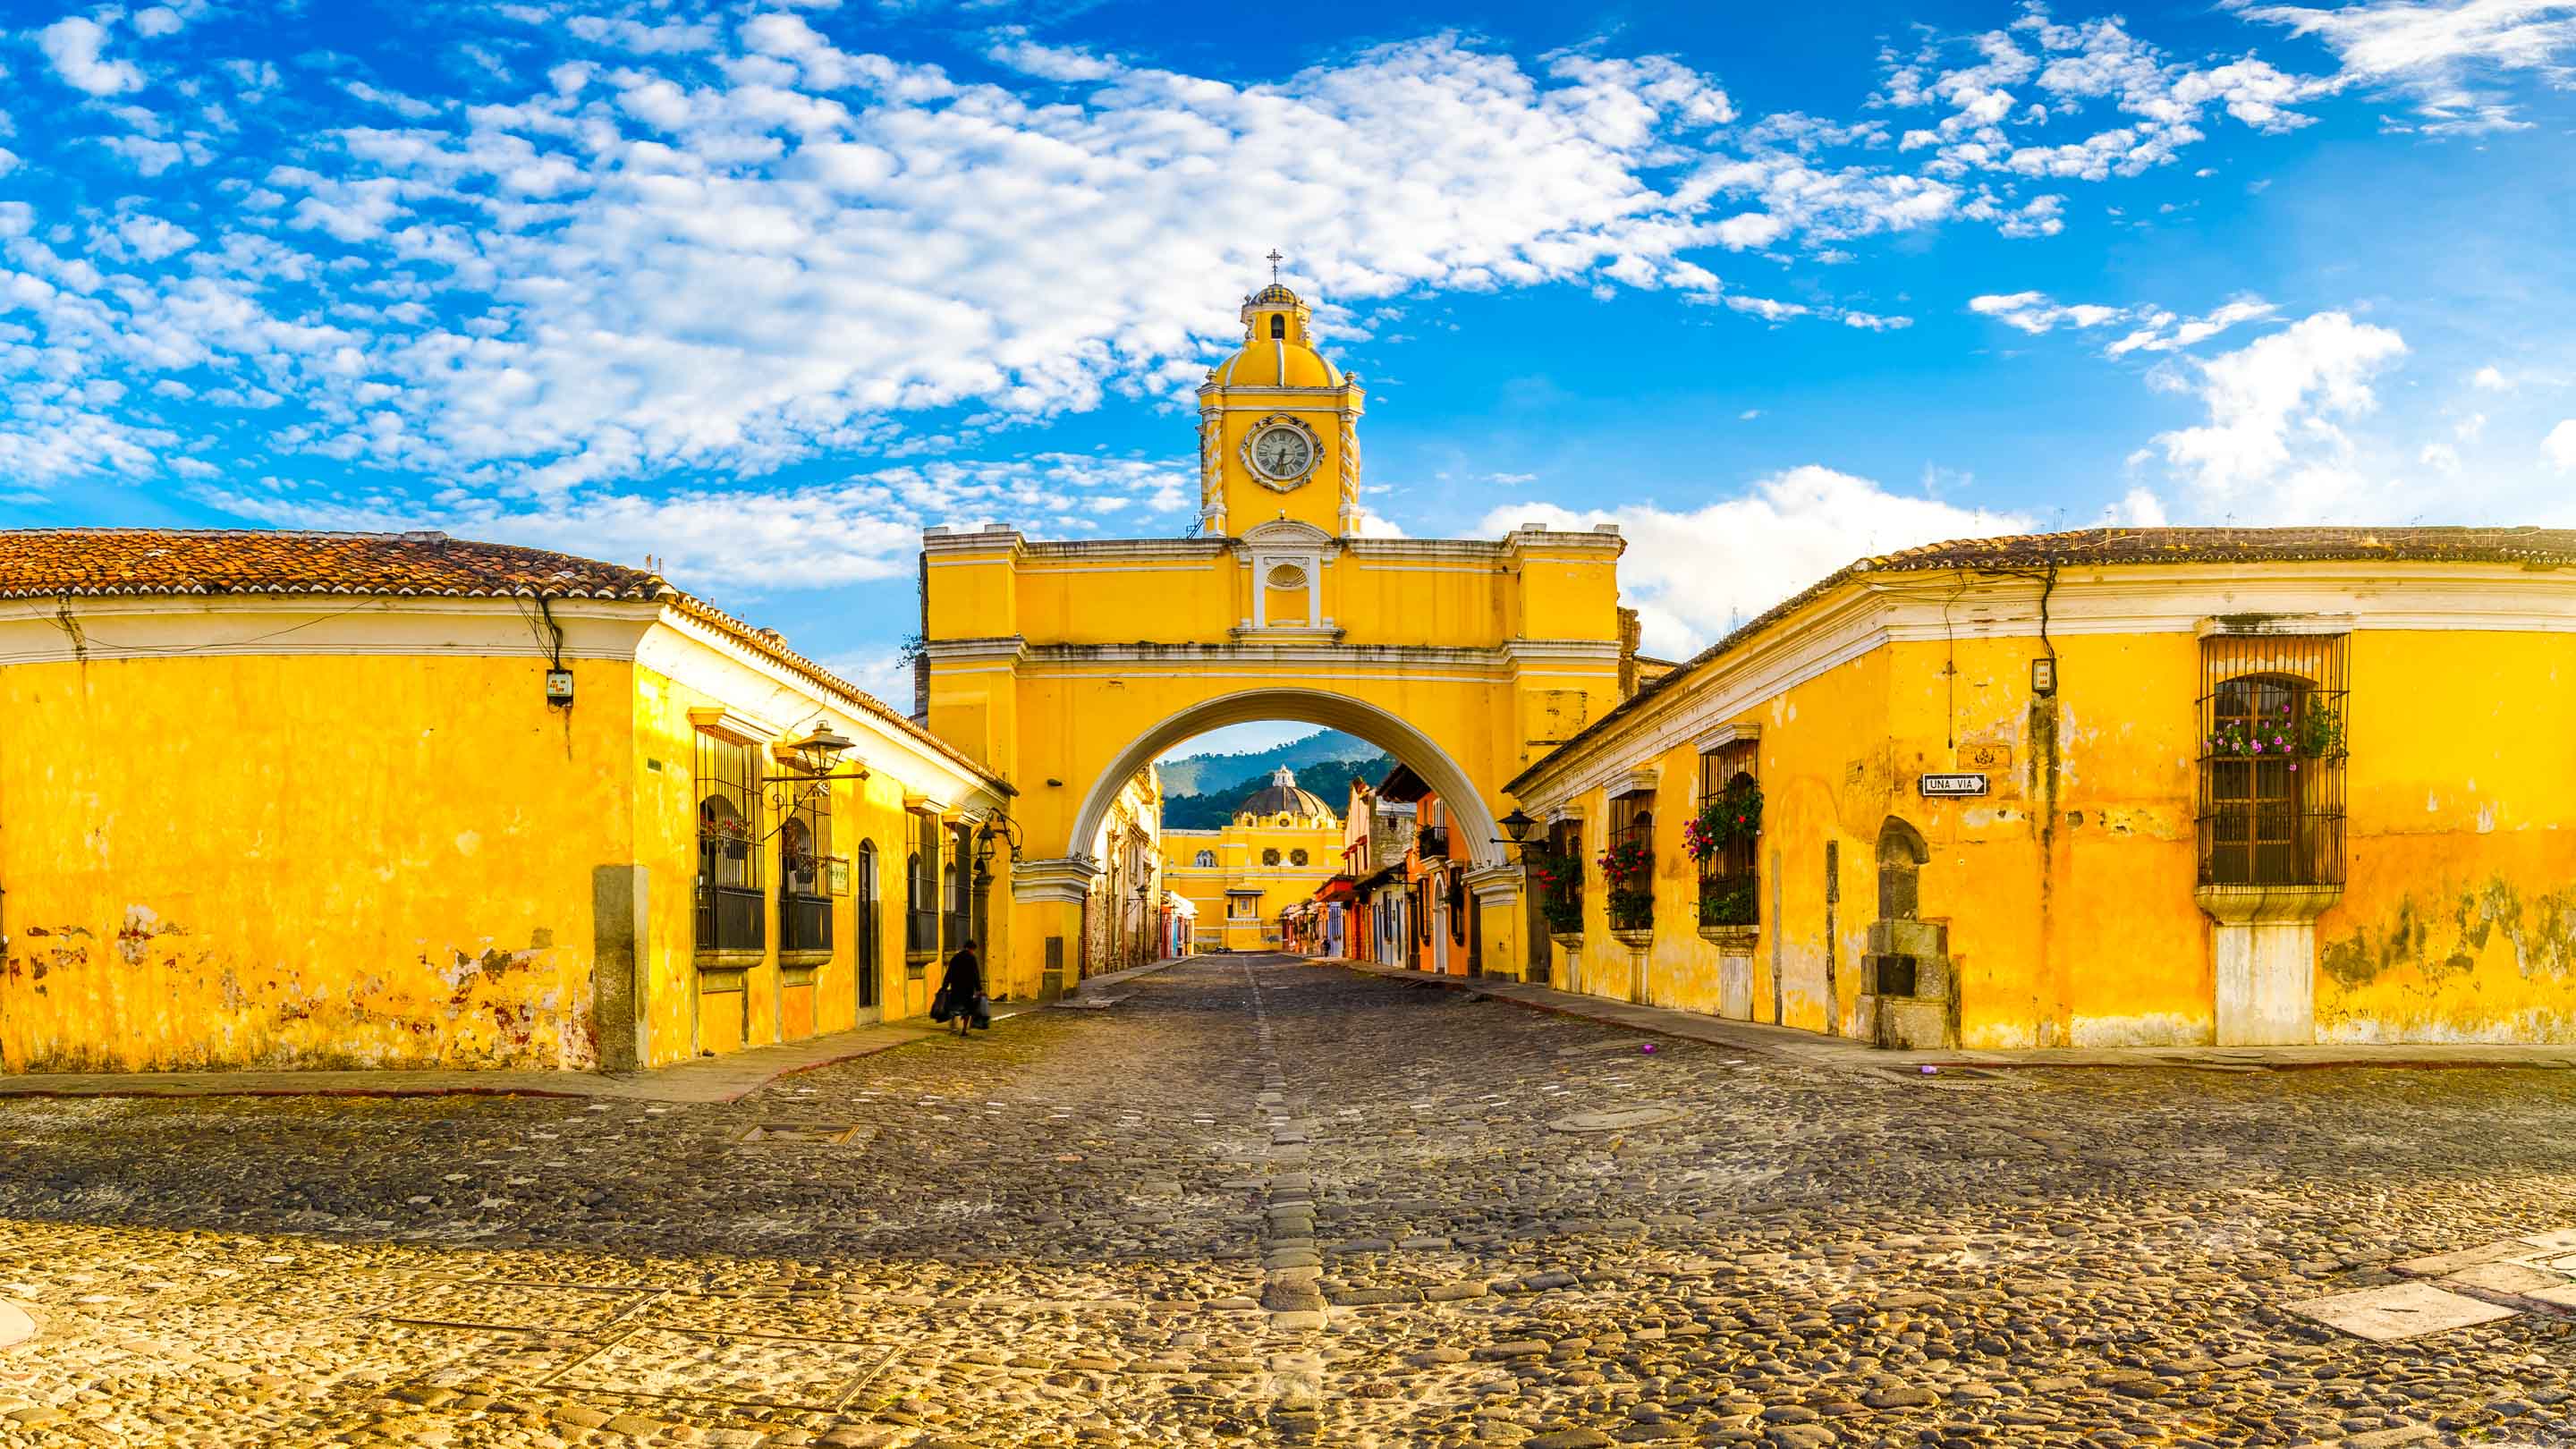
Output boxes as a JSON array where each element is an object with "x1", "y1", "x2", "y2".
[{"x1": 5, "y1": 0, "x2": 2574, "y2": 716}]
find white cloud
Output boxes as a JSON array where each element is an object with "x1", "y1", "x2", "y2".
[
  {"x1": 2546, "y1": 419, "x2": 2576, "y2": 470},
  {"x1": 1970, "y1": 291, "x2": 2276, "y2": 355},
  {"x1": 114, "y1": 213, "x2": 198, "y2": 260},
  {"x1": 1970, "y1": 291, "x2": 2128, "y2": 334},
  {"x1": 337, "y1": 80, "x2": 440, "y2": 119},
  {"x1": 2104, "y1": 486, "x2": 2170, "y2": 524},
  {"x1": 132, "y1": 6, "x2": 188, "y2": 39},
  {"x1": 2104, "y1": 298, "x2": 2278, "y2": 356},
  {"x1": 1882, "y1": 13, "x2": 2329, "y2": 185},
  {"x1": 983, "y1": 29, "x2": 1122, "y2": 82},
  {"x1": 2471, "y1": 363, "x2": 2513, "y2": 390},
  {"x1": 37, "y1": 17, "x2": 146, "y2": 96},
  {"x1": 1481, "y1": 466, "x2": 2029, "y2": 657},
  {"x1": 191, "y1": 451, "x2": 1199, "y2": 591},
  {"x1": 2234, "y1": 0, "x2": 2576, "y2": 131},
  {"x1": 2148, "y1": 311, "x2": 2409, "y2": 518}
]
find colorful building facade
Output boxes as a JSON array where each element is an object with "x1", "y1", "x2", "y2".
[
  {"x1": 1162, "y1": 768, "x2": 1343, "y2": 952},
  {"x1": 1080, "y1": 766, "x2": 1166, "y2": 981},
  {"x1": 1506, "y1": 527, "x2": 2576, "y2": 1048},
  {"x1": 0, "y1": 530, "x2": 1012, "y2": 1073}
]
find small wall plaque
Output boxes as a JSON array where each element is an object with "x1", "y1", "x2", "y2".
[
  {"x1": 1919, "y1": 773, "x2": 1989, "y2": 798},
  {"x1": 1961, "y1": 742, "x2": 2012, "y2": 770}
]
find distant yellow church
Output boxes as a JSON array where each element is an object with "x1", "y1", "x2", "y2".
[{"x1": 1163, "y1": 768, "x2": 1343, "y2": 952}]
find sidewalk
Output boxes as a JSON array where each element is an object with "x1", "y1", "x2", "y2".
[
  {"x1": 1326, "y1": 958, "x2": 2576, "y2": 1073},
  {"x1": 0, "y1": 1019, "x2": 946, "y2": 1106},
  {"x1": 0, "y1": 962, "x2": 1189, "y2": 1106}
]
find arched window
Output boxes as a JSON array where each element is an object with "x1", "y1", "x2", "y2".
[
  {"x1": 2199, "y1": 640, "x2": 2347, "y2": 888},
  {"x1": 1262, "y1": 848, "x2": 1282, "y2": 866},
  {"x1": 1195, "y1": 850, "x2": 1216, "y2": 868},
  {"x1": 1269, "y1": 313, "x2": 1285, "y2": 339}
]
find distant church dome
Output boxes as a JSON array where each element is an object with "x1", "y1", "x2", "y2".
[
  {"x1": 1236, "y1": 766, "x2": 1332, "y2": 824},
  {"x1": 1211, "y1": 284, "x2": 1345, "y2": 389}
]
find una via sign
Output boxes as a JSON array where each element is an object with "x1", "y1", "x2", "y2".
[{"x1": 1919, "y1": 773, "x2": 1989, "y2": 798}]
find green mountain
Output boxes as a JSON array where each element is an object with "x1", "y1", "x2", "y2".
[
  {"x1": 1158, "y1": 731, "x2": 1394, "y2": 832},
  {"x1": 1156, "y1": 729, "x2": 1389, "y2": 798}
]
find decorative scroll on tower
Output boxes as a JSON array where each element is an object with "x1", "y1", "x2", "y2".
[
  {"x1": 1336, "y1": 407, "x2": 1361, "y2": 536},
  {"x1": 1199, "y1": 402, "x2": 1226, "y2": 536}
]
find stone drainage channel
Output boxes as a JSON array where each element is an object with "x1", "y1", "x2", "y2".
[{"x1": 1241, "y1": 959, "x2": 1328, "y2": 1443}]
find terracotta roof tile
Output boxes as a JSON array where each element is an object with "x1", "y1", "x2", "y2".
[
  {"x1": 0, "y1": 528, "x2": 667, "y2": 600},
  {"x1": 4, "y1": 529, "x2": 1006, "y2": 792},
  {"x1": 1510, "y1": 524, "x2": 2576, "y2": 794}
]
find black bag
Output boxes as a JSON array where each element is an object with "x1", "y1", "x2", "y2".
[
  {"x1": 929, "y1": 984, "x2": 955, "y2": 1023},
  {"x1": 970, "y1": 992, "x2": 993, "y2": 1030}
]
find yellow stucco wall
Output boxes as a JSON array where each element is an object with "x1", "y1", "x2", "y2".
[
  {"x1": 1527, "y1": 582, "x2": 2576, "y2": 1047},
  {"x1": 0, "y1": 603, "x2": 1013, "y2": 1074},
  {"x1": 1162, "y1": 821, "x2": 1343, "y2": 951},
  {"x1": 1, "y1": 652, "x2": 631, "y2": 1072}
]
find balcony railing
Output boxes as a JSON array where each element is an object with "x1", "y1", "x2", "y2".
[
  {"x1": 697, "y1": 885, "x2": 765, "y2": 955},
  {"x1": 1416, "y1": 825, "x2": 1450, "y2": 860},
  {"x1": 781, "y1": 893, "x2": 832, "y2": 954}
]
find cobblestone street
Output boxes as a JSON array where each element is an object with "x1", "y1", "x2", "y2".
[{"x1": 3, "y1": 955, "x2": 2574, "y2": 1448}]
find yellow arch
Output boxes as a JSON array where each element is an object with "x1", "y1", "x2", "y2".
[{"x1": 1067, "y1": 686, "x2": 1506, "y2": 876}]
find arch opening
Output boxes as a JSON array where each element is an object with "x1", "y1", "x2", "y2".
[{"x1": 1063, "y1": 688, "x2": 1506, "y2": 876}]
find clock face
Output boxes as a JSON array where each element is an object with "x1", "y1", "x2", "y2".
[{"x1": 1250, "y1": 425, "x2": 1315, "y2": 480}]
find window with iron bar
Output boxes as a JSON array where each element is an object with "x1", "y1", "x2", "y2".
[{"x1": 2197, "y1": 631, "x2": 2349, "y2": 890}]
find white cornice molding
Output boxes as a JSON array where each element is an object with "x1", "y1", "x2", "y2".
[
  {"x1": 919, "y1": 526, "x2": 1026, "y2": 561},
  {"x1": 1608, "y1": 766, "x2": 1661, "y2": 800},
  {"x1": 1343, "y1": 538, "x2": 1509, "y2": 563},
  {"x1": 1692, "y1": 720, "x2": 1760, "y2": 753},
  {"x1": 1509, "y1": 562, "x2": 2576, "y2": 810},
  {"x1": 0, "y1": 595, "x2": 661, "y2": 667},
  {"x1": 921, "y1": 636, "x2": 1029, "y2": 665},
  {"x1": 1499, "y1": 639, "x2": 1624, "y2": 665},
  {"x1": 1012, "y1": 856, "x2": 1101, "y2": 903}
]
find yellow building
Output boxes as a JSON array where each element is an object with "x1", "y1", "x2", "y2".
[
  {"x1": 1162, "y1": 768, "x2": 1343, "y2": 951},
  {"x1": 1080, "y1": 766, "x2": 1165, "y2": 980},
  {"x1": 0, "y1": 530, "x2": 1013, "y2": 1072},
  {"x1": 919, "y1": 279, "x2": 1633, "y2": 992},
  {"x1": 1505, "y1": 527, "x2": 2576, "y2": 1048}
]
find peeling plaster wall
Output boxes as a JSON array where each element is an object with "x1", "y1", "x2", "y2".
[
  {"x1": 2312, "y1": 631, "x2": 2576, "y2": 1043},
  {"x1": 1528, "y1": 600, "x2": 2576, "y2": 1048},
  {"x1": 1, "y1": 653, "x2": 633, "y2": 1072}
]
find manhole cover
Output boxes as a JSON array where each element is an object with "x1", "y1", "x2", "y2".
[
  {"x1": 737, "y1": 1123, "x2": 867, "y2": 1146},
  {"x1": 1547, "y1": 1105, "x2": 1682, "y2": 1133},
  {"x1": 0, "y1": 1301, "x2": 33, "y2": 1350}
]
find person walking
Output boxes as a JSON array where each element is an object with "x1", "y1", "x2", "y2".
[{"x1": 932, "y1": 945, "x2": 990, "y2": 1036}]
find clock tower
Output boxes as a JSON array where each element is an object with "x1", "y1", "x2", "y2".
[{"x1": 1197, "y1": 275, "x2": 1366, "y2": 538}]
